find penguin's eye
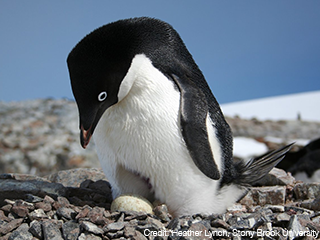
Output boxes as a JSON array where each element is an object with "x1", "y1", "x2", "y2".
[{"x1": 98, "y1": 91, "x2": 107, "y2": 102}]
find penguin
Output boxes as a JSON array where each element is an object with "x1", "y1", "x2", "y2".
[
  {"x1": 276, "y1": 137, "x2": 320, "y2": 182},
  {"x1": 67, "y1": 17, "x2": 292, "y2": 216}
]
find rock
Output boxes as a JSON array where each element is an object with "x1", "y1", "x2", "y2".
[
  {"x1": 0, "y1": 218, "x2": 23, "y2": 235},
  {"x1": 25, "y1": 194, "x2": 43, "y2": 203},
  {"x1": 254, "y1": 168, "x2": 296, "y2": 186},
  {"x1": 80, "y1": 221, "x2": 104, "y2": 235},
  {"x1": 8, "y1": 223, "x2": 33, "y2": 240},
  {"x1": 62, "y1": 220, "x2": 80, "y2": 240},
  {"x1": 285, "y1": 205, "x2": 314, "y2": 215},
  {"x1": 124, "y1": 226, "x2": 148, "y2": 239},
  {"x1": 0, "y1": 210, "x2": 10, "y2": 222},
  {"x1": 75, "y1": 206, "x2": 91, "y2": 220},
  {"x1": 57, "y1": 196, "x2": 70, "y2": 208},
  {"x1": 188, "y1": 222, "x2": 211, "y2": 240},
  {"x1": 29, "y1": 220, "x2": 43, "y2": 239},
  {"x1": 78, "y1": 233, "x2": 102, "y2": 240},
  {"x1": 41, "y1": 219, "x2": 64, "y2": 240},
  {"x1": 35, "y1": 201, "x2": 52, "y2": 212},
  {"x1": 87, "y1": 206, "x2": 108, "y2": 225},
  {"x1": 56, "y1": 207, "x2": 76, "y2": 220},
  {"x1": 111, "y1": 194, "x2": 154, "y2": 214},
  {"x1": 47, "y1": 168, "x2": 107, "y2": 188},
  {"x1": 11, "y1": 205, "x2": 29, "y2": 218},
  {"x1": 240, "y1": 186, "x2": 286, "y2": 206},
  {"x1": 276, "y1": 212, "x2": 291, "y2": 223},
  {"x1": 28, "y1": 209, "x2": 48, "y2": 221},
  {"x1": 293, "y1": 182, "x2": 320, "y2": 200},
  {"x1": 264, "y1": 204, "x2": 285, "y2": 212},
  {"x1": 104, "y1": 221, "x2": 125, "y2": 232},
  {"x1": 0, "y1": 178, "x2": 67, "y2": 206},
  {"x1": 287, "y1": 215, "x2": 310, "y2": 239},
  {"x1": 153, "y1": 204, "x2": 171, "y2": 222},
  {"x1": 227, "y1": 203, "x2": 246, "y2": 212}
]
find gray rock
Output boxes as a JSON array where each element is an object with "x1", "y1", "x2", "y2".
[
  {"x1": 25, "y1": 194, "x2": 44, "y2": 203},
  {"x1": 124, "y1": 226, "x2": 148, "y2": 239},
  {"x1": 188, "y1": 222, "x2": 211, "y2": 240},
  {"x1": 227, "y1": 216, "x2": 252, "y2": 229},
  {"x1": 104, "y1": 221, "x2": 126, "y2": 232},
  {"x1": 240, "y1": 186, "x2": 286, "y2": 206},
  {"x1": 87, "y1": 206, "x2": 108, "y2": 225},
  {"x1": 153, "y1": 204, "x2": 171, "y2": 222},
  {"x1": 276, "y1": 212, "x2": 291, "y2": 223},
  {"x1": 47, "y1": 168, "x2": 107, "y2": 188},
  {"x1": 287, "y1": 215, "x2": 310, "y2": 240},
  {"x1": 80, "y1": 221, "x2": 104, "y2": 235},
  {"x1": 0, "y1": 178, "x2": 67, "y2": 206},
  {"x1": 293, "y1": 182, "x2": 320, "y2": 200},
  {"x1": 285, "y1": 205, "x2": 314, "y2": 215},
  {"x1": 41, "y1": 219, "x2": 64, "y2": 240},
  {"x1": 56, "y1": 207, "x2": 76, "y2": 220},
  {"x1": 0, "y1": 218, "x2": 24, "y2": 235},
  {"x1": 78, "y1": 233, "x2": 102, "y2": 240},
  {"x1": 254, "y1": 167, "x2": 296, "y2": 186},
  {"x1": 28, "y1": 208, "x2": 48, "y2": 221},
  {"x1": 57, "y1": 196, "x2": 70, "y2": 208},
  {"x1": 62, "y1": 220, "x2": 80, "y2": 240},
  {"x1": 29, "y1": 220, "x2": 43, "y2": 239},
  {"x1": 8, "y1": 223, "x2": 33, "y2": 240},
  {"x1": 264, "y1": 204, "x2": 285, "y2": 212}
]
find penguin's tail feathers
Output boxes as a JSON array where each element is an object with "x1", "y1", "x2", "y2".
[{"x1": 235, "y1": 143, "x2": 294, "y2": 186}]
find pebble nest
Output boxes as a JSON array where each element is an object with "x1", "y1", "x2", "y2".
[{"x1": 0, "y1": 168, "x2": 320, "y2": 240}]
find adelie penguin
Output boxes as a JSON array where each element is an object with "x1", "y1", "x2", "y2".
[{"x1": 67, "y1": 17, "x2": 292, "y2": 217}]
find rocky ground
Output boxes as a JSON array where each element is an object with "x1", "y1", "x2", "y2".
[
  {"x1": 1, "y1": 98, "x2": 320, "y2": 239},
  {"x1": 0, "y1": 168, "x2": 320, "y2": 240}
]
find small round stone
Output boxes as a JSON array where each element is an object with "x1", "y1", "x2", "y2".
[{"x1": 111, "y1": 194, "x2": 153, "y2": 214}]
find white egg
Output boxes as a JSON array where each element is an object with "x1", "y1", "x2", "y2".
[{"x1": 111, "y1": 194, "x2": 154, "y2": 214}]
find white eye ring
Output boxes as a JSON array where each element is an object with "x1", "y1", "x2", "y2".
[{"x1": 98, "y1": 91, "x2": 107, "y2": 102}]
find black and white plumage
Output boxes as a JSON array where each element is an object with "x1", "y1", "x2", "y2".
[
  {"x1": 277, "y1": 138, "x2": 320, "y2": 182},
  {"x1": 67, "y1": 17, "x2": 292, "y2": 216}
]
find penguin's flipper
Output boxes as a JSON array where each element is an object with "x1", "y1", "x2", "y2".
[
  {"x1": 236, "y1": 143, "x2": 294, "y2": 185},
  {"x1": 170, "y1": 74, "x2": 220, "y2": 180}
]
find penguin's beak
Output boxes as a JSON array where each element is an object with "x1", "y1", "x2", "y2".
[
  {"x1": 80, "y1": 125, "x2": 92, "y2": 149},
  {"x1": 78, "y1": 103, "x2": 109, "y2": 149}
]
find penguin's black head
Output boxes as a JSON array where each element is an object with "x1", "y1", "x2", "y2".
[
  {"x1": 67, "y1": 17, "x2": 200, "y2": 148},
  {"x1": 67, "y1": 20, "x2": 134, "y2": 148}
]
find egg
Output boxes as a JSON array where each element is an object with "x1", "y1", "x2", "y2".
[{"x1": 111, "y1": 194, "x2": 154, "y2": 214}]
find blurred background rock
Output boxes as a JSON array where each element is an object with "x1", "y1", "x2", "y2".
[{"x1": 1, "y1": 98, "x2": 319, "y2": 177}]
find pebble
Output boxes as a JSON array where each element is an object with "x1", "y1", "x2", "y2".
[
  {"x1": 28, "y1": 208, "x2": 48, "y2": 221},
  {"x1": 62, "y1": 220, "x2": 80, "y2": 240},
  {"x1": 80, "y1": 221, "x2": 104, "y2": 235},
  {"x1": 42, "y1": 219, "x2": 64, "y2": 240},
  {"x1": 8, "y1": 223, "x2": 33, "y2": 240},
  {"x1": 29, "y1": 220, "x2": 43, "y2": 239}
]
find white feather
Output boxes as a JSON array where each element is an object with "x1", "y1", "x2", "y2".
[{"x1": 93, "y1": 54, "x2": 245, "y2": 216}]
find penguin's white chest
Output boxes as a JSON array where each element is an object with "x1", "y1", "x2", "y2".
[{"x1": 93, "y1": 54, "x2": 196, "y2": 201}]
